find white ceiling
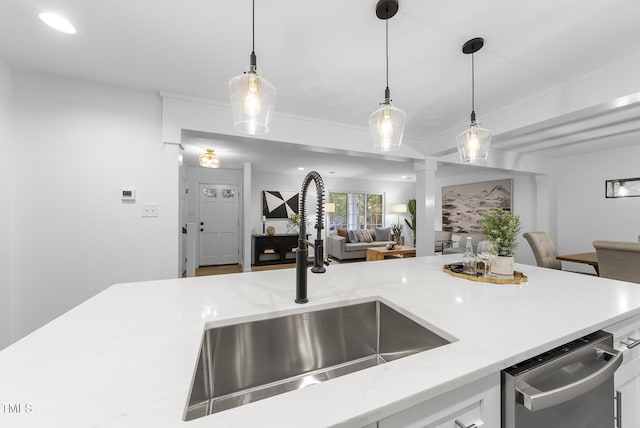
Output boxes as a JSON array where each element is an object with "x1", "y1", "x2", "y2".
[{"x1": 3, "y1": 0, "x2": 640, "y2": 174}]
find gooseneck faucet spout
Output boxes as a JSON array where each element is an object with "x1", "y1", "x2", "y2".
[{"x1": 296, "y1": 171, "x2": 327, "y2": 304}]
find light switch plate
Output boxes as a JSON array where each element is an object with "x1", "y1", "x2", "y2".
[{"x1": 141, "y1": 203, "x2": 159, "y2": 217}]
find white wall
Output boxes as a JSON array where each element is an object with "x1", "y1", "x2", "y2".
[
  {"x1": 10, "y1": 70, "x2": 176, "y2": 343},
  {"x1": 435, "y1": 169, "x2": 538, "y2": 266},
  {"x1": 554, "y1": 145, "x2": 640, "y2": 273},
  {"x1": 0, "y1": 60, "x2": 11, "y2": 349}
]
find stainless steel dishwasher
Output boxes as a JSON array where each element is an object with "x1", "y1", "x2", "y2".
[{"x1": 502, "y1": 330, "x2": 623, "y2": 428}]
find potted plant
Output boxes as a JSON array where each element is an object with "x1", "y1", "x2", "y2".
[
  {"x1": 288, "y1": 213, "x2": 302, "y2": 233},
  {"x1": 479, "y1": 207, "x2": 521, "y2": 275},
  {"x1": 391, "y1": 223, "x2": 403, "y2": 247},
  {"x1": 404, "y1": 199, "x2": 416, "y2": 245}
]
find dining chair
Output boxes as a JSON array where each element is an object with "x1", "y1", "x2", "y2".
[
  {"x1": 523, "y1": 232, "x2": 562, "y2": 270},
  {"x1": 593, "y1": 240, "x2": 640, "y2": 284}
]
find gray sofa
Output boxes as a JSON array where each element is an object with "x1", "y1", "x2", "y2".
[{"x1": 327, "y1": 228, "x2": 396, "y2": 261}]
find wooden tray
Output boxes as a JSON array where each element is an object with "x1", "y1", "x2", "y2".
[{"x1": 443, "y1": 264, "x2": 528, "y2": 285}]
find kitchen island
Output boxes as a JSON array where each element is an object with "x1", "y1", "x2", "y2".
[{"x1": 2, "y1": 254, "x2": 640, "y2": 427}]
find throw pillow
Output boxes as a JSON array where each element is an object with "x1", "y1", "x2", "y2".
[
  {"x1": 337, "y1": 228, "x2": 349, "y2": 243},
  {"x1": 348, "y1": 229, "x2": 358, "y2": 243},
  {"x1": 374, "y1": 227, "x2": 391, "y2": 242},
  {"x1": 356, "y1": 229, "x2": 373, "y2": 243}
]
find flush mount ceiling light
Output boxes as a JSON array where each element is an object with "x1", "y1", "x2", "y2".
[
  {"x1": 199, "y1": 149, "x2": 221, "y2": 168},
  {"x1": 457, "y1": 37, "x2": 492, "y2": 164},
  {"x1": 38, "y1": 12, "x2": 76, "y2": 34},
  {"x1": 228, "y1": 0, "x2": 276, "y2": 136},
  {"x1": 369, "y1": 0, "x2": 406, "y2": 153}
]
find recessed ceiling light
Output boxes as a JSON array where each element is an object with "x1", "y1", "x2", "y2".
[
  {"x1": 38, "y1": 12, "x2": 76, "y2": 34},
  {"x1": 401, "y1": 175, "x2": 408, "y2": 179},
  {"x1": 297, "y1": 167, "x2": 305, "y2": 171}
]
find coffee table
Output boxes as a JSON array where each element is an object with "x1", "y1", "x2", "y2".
[{"x1": 366, "y1": 246, "x2": 416, "y2": 262}]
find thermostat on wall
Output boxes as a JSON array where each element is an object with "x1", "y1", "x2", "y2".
[{"x1": 121, "y1": 188, "x2": 136, "y2": 201}]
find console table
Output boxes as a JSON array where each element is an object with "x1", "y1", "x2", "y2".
[{"x1": 252, "y1": 234, "x2": 299, "y2": 266}]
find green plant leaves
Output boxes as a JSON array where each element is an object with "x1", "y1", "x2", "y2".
[{"x1": 479, "y1": 208, "x2": 521, "y2": 256}]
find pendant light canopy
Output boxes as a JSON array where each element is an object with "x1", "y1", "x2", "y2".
[
  {"x1": 228, "y1": 0, "x2": 276, "y2": 135},
  {"x1": 457, "y1": 37, "x2": 491, "y2": 164},
  {"x1": 199, "y1": 148, "x2": 221, "y2": 168},
  {"x1": 369, "y1": 0, "x2": 406, "y2": 153}
]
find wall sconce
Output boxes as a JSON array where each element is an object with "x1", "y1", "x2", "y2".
[{"x1": 606, "y1": 177, "x2": 640, "y2": 198}]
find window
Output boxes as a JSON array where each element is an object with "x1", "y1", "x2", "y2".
[{"x1": 328, "y1": 192, "x2": 383, "y2": 234}]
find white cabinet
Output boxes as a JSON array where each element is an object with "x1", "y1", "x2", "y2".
[
  {"x1": 605, "y1": 314, "x2": 640, "y2": 428},
  {"x1": 615, "y1": 357, "x2": 640, "y2": 428},
  {"x1": 377, "y1": 373, "x2": 500, "y2": 428}
]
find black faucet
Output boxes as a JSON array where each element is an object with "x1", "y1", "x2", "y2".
[{"x1": 295, "y1": 171, "x2": 327, "y2": 304}]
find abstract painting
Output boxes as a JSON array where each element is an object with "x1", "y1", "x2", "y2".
[
  {"x1": 442, "y1": 179, "x2": 512, "y2": 233},
  {"x1": 262, "y1": 191, "x2": 299, "y2": 219}
]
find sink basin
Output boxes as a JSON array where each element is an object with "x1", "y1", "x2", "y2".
[{"x1": 184, "y1": 299, "x2": 451, "y2": 420}]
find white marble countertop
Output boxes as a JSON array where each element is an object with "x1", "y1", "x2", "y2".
[{"x1": 3, "y1": 255, "x2": 640, "y2": 427}]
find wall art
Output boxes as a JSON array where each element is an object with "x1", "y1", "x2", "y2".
[
  {"x1": 605, "y1": 177, "x2": 640, "y2": 198},
  {"x1": 262, "y1": 191, "x2": 299, "y2": 219},
  {"x1": 442, "y1": 179, "x2": 512, "y2": 233}
]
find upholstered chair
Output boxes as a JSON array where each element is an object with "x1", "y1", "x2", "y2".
[
  {"x1": 523, "y1": 232, "x2": 562, "y2": 270},
  {"x1": 593, "y1": 240, "x2": 640, "y2": 284},
  {"x1": 434, "y1": 230, "x2": 453, "y2": 253}
]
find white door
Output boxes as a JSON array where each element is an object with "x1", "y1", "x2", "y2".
[{"x1": 198, "y1": 184, "x2": 240, "y2": 266}]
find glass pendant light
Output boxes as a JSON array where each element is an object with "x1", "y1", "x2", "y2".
[
  {"x1": 369, "y1": 0, "x2": 406, "y2": 153},
  {"x1": 199, "y1": 149, "x2": 221, "y2": 168},
  {"x1": 228, "y1": 0, "x2": 276, "y2": 135},
  {"x1": 457, "y1": 37, "x2": 491, "y2": 163}
]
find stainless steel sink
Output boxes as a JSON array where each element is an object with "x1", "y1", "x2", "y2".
[{"x1": 184, "y1": 299, "x2": 451, "y2": 420}]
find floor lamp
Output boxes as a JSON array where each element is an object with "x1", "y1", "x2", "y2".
[
  {"x1": 391, "y1": 204, "x2": 407, "y2": 226},
  {"x1": 391, "y1": 203, "x2": 407, "y2": 245},
  {"x1": 323, "y1": 202, "x2": 335, "y2": 262}
]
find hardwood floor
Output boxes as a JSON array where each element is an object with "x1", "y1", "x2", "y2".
[
  {"x1": 194, "y1": 263, "x2": 297, "y2": 277},
  {"x1": 196, "y1": 264, "x2": 243, "y2": 276}
]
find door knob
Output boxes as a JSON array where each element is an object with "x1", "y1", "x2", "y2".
[
  {"x1": 200, "y1": 228, "x2": 203, "y2": 232},
  {"x1": 200, "y1": 222, "x2": 204, "y2": 226}
]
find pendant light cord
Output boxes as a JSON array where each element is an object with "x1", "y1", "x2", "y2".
[
  {"x1": 385, "y1": 19, "x2": 389, "y2": 90},
  {"x1": 249, "y1": 0, "x2": 256, "y2": 68},
  {"x1": 383, "y1": 15, "x2": 390, "y2": 102},
  {"x1": 471, "y1": 52, "x2": 475, "y2": 113}
]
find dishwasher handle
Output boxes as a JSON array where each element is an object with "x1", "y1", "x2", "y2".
[{"x1": 515, "y1": 344, "x2": 623, "y2": 412}]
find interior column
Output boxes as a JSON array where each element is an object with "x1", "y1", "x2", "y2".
[
  {"x1": 243, "y1": 162, "x2": 252, "y2": 272},
  {"x1": 415, "y1": 158, "x2": 437, "y2": 256}
]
